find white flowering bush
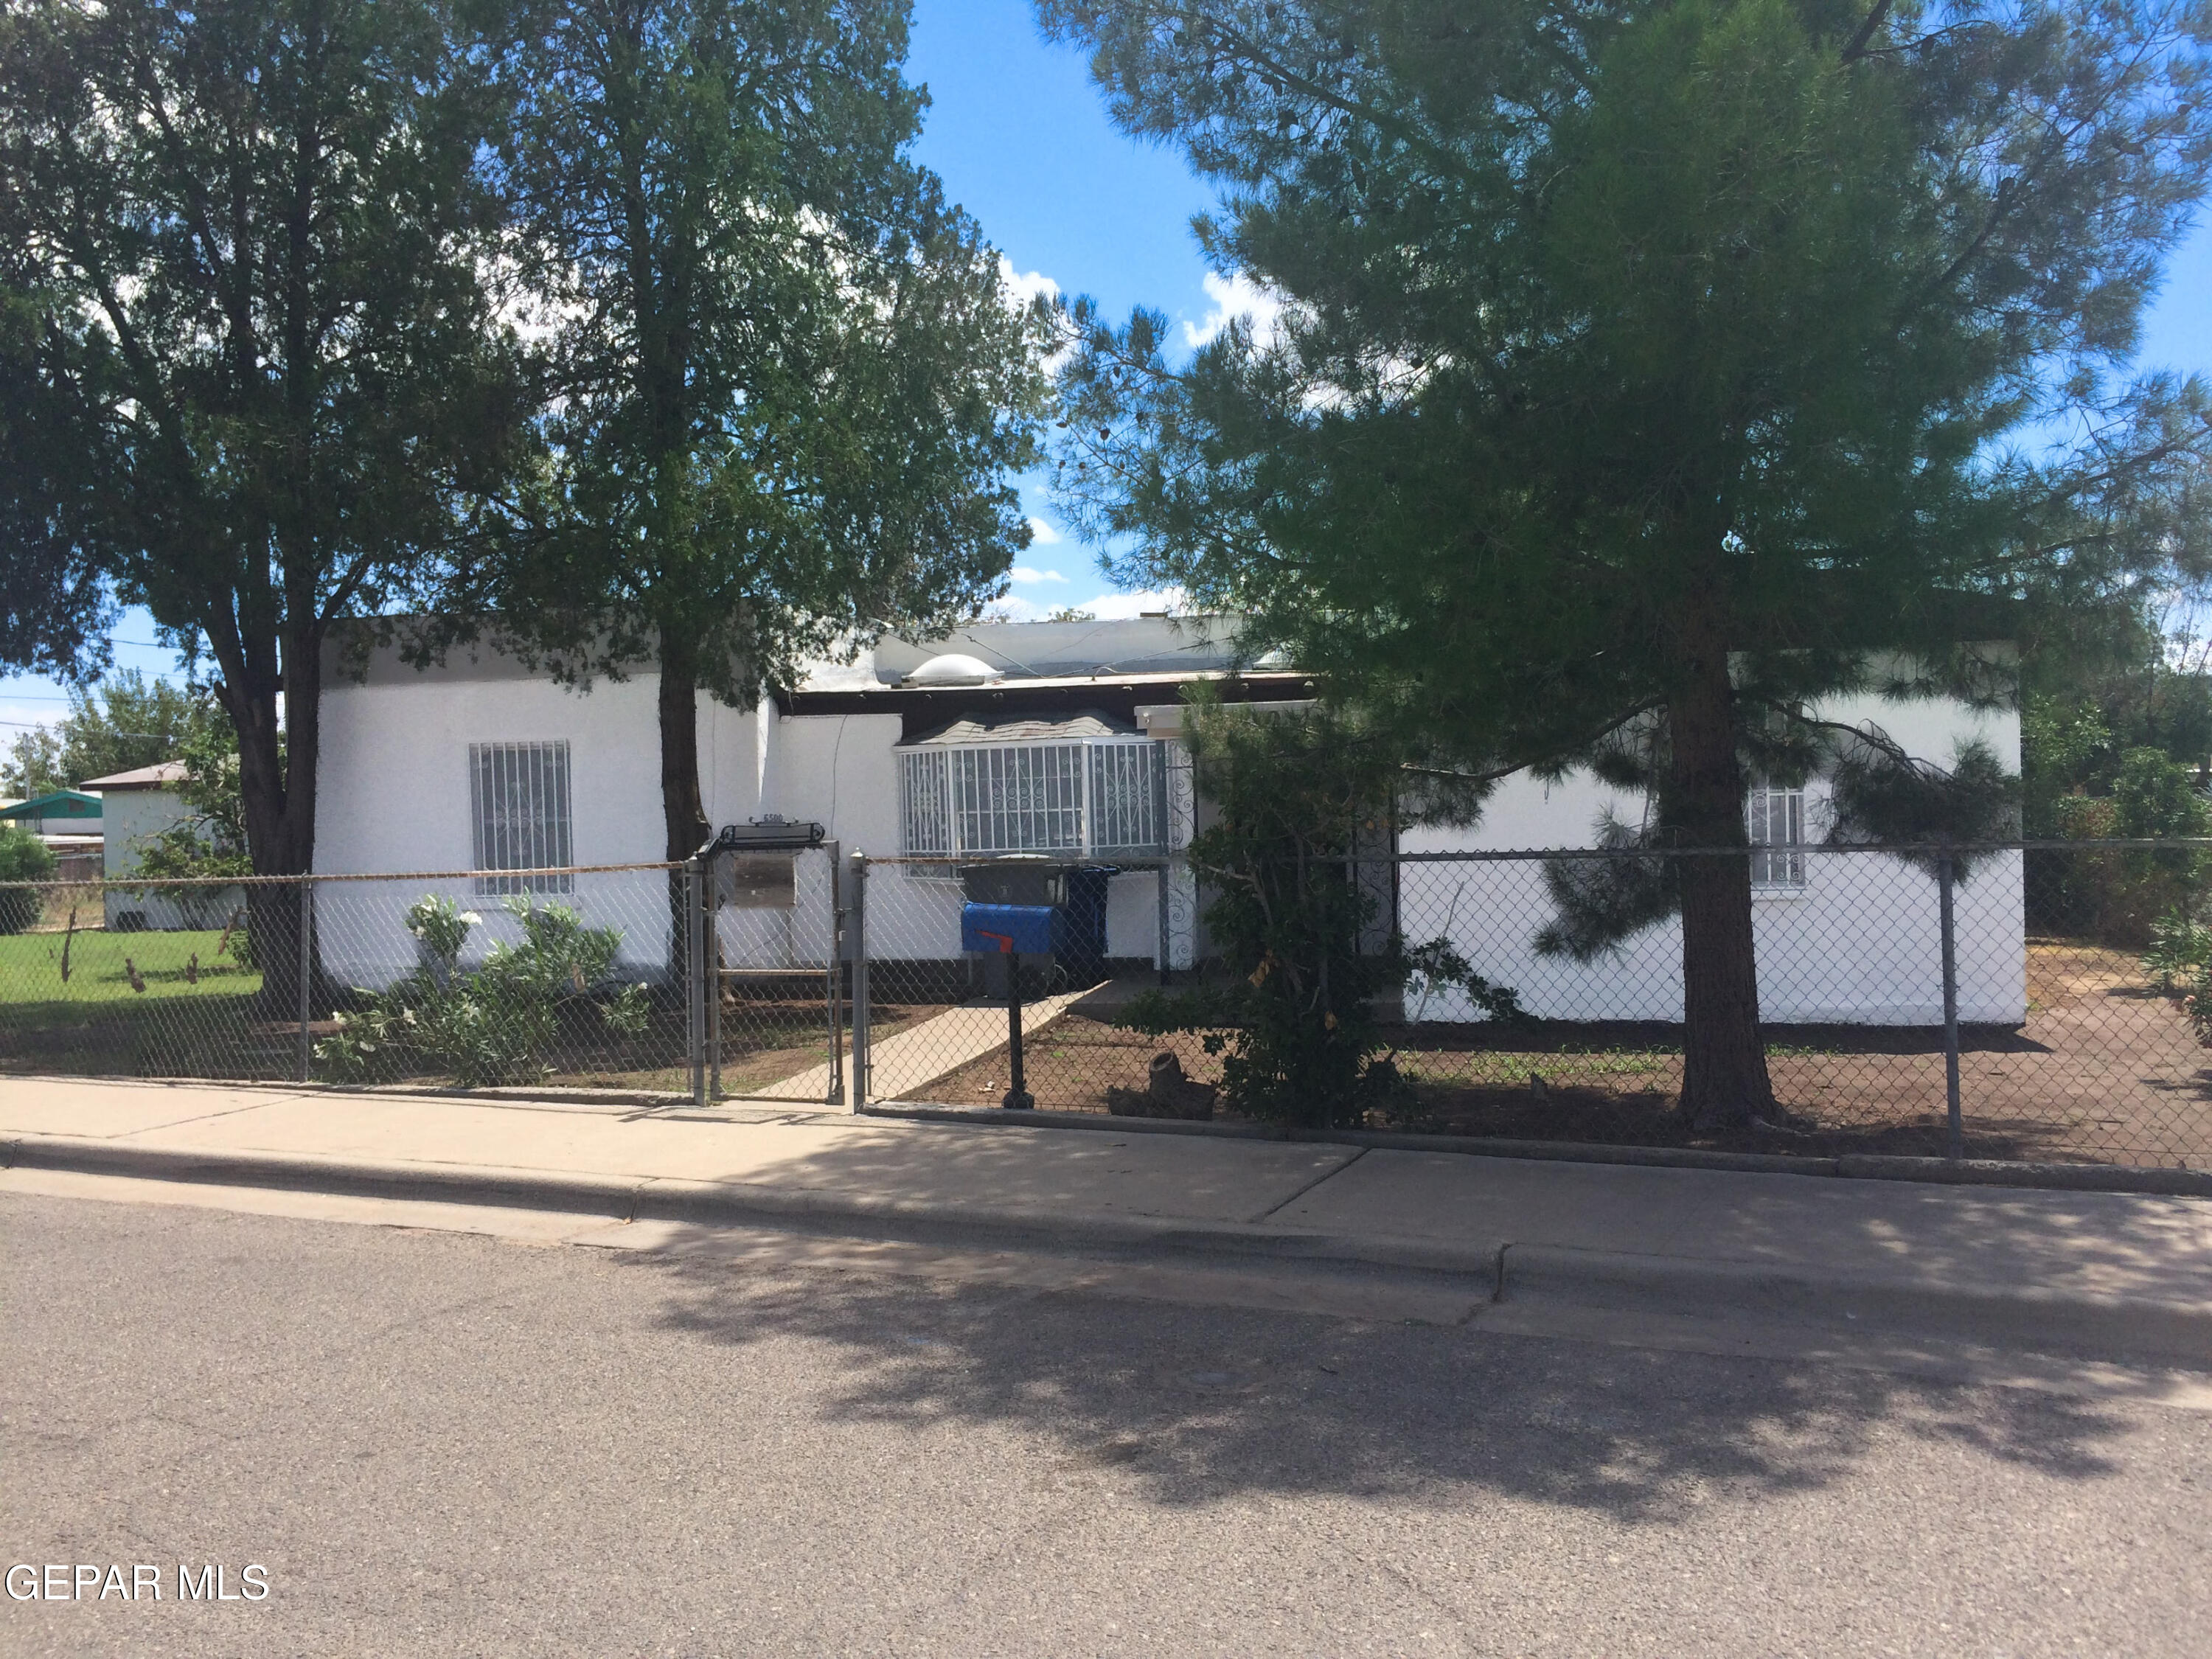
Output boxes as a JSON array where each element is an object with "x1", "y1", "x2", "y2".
[{"x1": 320, "y1": 895, "x2": 651, "y2": 1086}]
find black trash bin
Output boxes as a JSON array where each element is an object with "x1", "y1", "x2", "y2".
[{"x1": 1052, "y1": 866, "x2": 1116, "y2": 987}]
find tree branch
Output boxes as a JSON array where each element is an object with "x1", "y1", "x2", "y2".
[{"x1": 1840, "y1": 0, "x2": 1894, "y2": 64}]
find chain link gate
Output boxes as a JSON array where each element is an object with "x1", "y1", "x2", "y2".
[{"x1": 687, "y1": 828, "x2": 848, "y2": 1109}]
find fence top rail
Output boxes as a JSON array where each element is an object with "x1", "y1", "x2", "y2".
[
  {"x1": 9, "y1": 838, "x2": 2202, "y2": 891},
  {"x1": 0, "y1": 860, "x2": 687, "y2": 891},
  {"x1": 868, "y1": 853, "x2": 1177, "y2": 869},
  {"x1": 866, "y1": 838, "x2": 2212, "y2": 871},
  {"x1": 1385, "y1": 839, "x2": 2212, "y2": 861}
]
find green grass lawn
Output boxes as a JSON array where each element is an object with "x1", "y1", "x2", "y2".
[
  {"x1": 0, "y1": 926, "x2": 840, "y2": 1094},
  {"x1": 0, "y1": 927, "x2": 260, "y2": 1004},
  {"x1": 0, "y1": 928, "x2": 274, "y2": 1078}
]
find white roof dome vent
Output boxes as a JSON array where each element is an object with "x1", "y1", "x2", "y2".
[{"x1": 903, "y1": 652, "x2": 1001, "y2": 688}]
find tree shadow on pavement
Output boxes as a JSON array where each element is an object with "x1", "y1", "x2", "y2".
[{"x1": 625, "y1": 1237, "x2": 2143, "y2": 1527}]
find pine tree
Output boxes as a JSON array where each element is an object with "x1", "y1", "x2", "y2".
[{"x1": 1044, "y1": 0, "x2": 2212, "y2": 1125}]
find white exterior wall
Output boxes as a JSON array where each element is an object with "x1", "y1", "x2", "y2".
[
  {"x1": 1399, "y1": 691, "x2": 2026, "y2": 1026},
  {"x1": 316, "y1": 665, "x2": 776, "y2": 990},
  {"x1": 100, "y1": 790, "x2": 243, "y2": 931},
  {"x1": 319, "y1": 671, "x2": 676, "y2": 874},
  {"x1": 313, "y1": 645, "x2": 2022, "y2": 1014}
]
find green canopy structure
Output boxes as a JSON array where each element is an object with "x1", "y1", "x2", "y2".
[{"x1": 0, "y1": 790, "x2": 103, "y2": 828}]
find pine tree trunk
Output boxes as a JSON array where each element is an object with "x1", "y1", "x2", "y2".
[
  {"x1": 656, "y1": 627, "x2": 711, "y2": 864},
  {"x1": 657, "y1": 625, "x2": 713, "y2": 1004},
  {"x1": 1667, "y1": 617, "x2": 1775, "y2": 1130}
]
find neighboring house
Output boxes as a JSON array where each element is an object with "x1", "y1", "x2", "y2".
[
  {"x1": 0, "y1": 790, "x2": 104, "y2": 880},
  {"x1": 0, "y1": 787, "x2": 104, "y2": 841},
  {"x1": 80, "y1": 762, "x2": 243, "y2": 933},
  {"x1": 314, "y1": 619, "x2": 2023, "y2": 1023}
]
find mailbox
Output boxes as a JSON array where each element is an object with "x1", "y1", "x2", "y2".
[
  {"x1": 960, "y1": 902, "x2": 1056, "y2": 957},
  {"x1": 958, "y1": 861, "x2": 1117, "y2": 979}
]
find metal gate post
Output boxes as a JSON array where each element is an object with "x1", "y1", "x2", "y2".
[
  {"x1": 1156, "y1": 861, "x2": 1172, "y2": 987},
  {"x1": 1938, "y1": 852, "x2": 1962, "y2": 1160},
  {"x1": 296, "y1": 877, "x2": 313, "y2": 1084},
  {"x1": 849, "y1": 851, "x2": 870, "y2": 1107},
  {"x1": 1154, "y1": 741, "x2": 1172, "y2": 987},
  {"x1": 686, "y1": 860, "x2": 707, "y2": 1107},
  {"x1": 706, "y1": 858, "x2": 723, "y2": 1102},
  {"x1": 823, "y1": 841, "x2": 844, "y2": 1109}
]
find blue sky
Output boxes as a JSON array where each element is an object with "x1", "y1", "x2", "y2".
[{"x1": 6, "y1": 0, "x2": 2211, "y2": 742}]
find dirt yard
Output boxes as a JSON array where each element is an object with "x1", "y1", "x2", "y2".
[{"x1": 909, "y1": 942, "x2": 2212, "y2": 1168}]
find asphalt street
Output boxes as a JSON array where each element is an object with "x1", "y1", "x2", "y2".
[{"x1": 3, "y1": 1188, "x2": 2208, "y2": 1658}]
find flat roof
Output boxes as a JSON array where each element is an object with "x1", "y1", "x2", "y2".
[{"x1": 779, "y1": 671, "x2": 1318, "y2": 742}]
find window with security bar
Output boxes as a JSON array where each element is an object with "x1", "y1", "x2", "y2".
[
  {"x1": 470, "y1": 741, "x2": 574, "y2": 894},
  {"x1": 900, "y1": 740, "x2": 1165, "y2": 858},
  {"x1": 1747, "y1": 783, "x2": 1806, "y2": 888}
]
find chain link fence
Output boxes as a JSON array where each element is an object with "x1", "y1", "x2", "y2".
[
  {"x1": 0, "y1": 858, "x2": 842, "y2": 1100},
  {"x1": 848, "y1": 842, "x2": 2212, "y2": 1171},
  {"x1": 14, "y1": 839, "x2": 2212, "y2": 1169}
]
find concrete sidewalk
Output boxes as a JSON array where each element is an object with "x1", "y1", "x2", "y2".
[
  {"x1": 4, "y1": 1075, "x2": 2210, "y2": 1361},
  {"x1": 751, "y1": 985, "x2": 1093, "y2": 1102}
]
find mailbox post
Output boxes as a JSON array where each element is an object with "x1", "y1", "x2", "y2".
[
  {"x1": 961, "y1": 861, "x2": 1060, "y2": 1111},
  {"x1": 967, "y1": 925, "x2": 1033, "y2": 1110},
  {"x1": 961, "y1": 902, "x2": 1051, "y2": 1110}
]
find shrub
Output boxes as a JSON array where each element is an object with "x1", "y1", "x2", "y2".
[
  {"x1": 0, "y1": 825, "x2": 58, "y2": 933},
  {"x1": 319, "y1": 894, "x2": 652, "y2": 1087},
  {"x1": 2032, "y1": 754, "x2": 2212, "y2": 945},
  {"x1": 1117, "y1": 700, "x2": 1516, "y2": 1129},
  {"x1": 2143, "y1": 908, "x2": 2212, "y2": 991},
  {"x1": 2183, "y1": 964, "x2": 2212, "y2": 1048}
]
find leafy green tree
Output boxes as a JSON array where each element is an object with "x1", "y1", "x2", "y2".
[
  {"x1": 476, "y1": 0, "x2": 1051, "y2": 862},
  {"x1": 1, "y1": 672, "x2": 216, "y2": 798},
  {"x1": 2021, "y1": 625, "x2": 2212, "y2": 830},
  {"x1": 0, "y1": 0, "x2": 529, "y2": 894},
  {"x1": 1044, "y1": 0, "x2": 2212, "y2": 1126}
]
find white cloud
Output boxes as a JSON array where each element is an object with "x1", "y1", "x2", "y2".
[
  {"x1": 1007, "y1": 566, "x2": 1068, "y2": 585},
  {"x1": 998, "y1": 255, "x2": 1060, "y2": 309},
  {"x1": 1182, "y1": 271, "x2": 1287, "y2": 350},
  {"x1": 1023, "y1": 516, "x2": 1063, "y2": 546},
  {"x1": 1069, "y1": 587, "x2": 1189, "y2": 621}
]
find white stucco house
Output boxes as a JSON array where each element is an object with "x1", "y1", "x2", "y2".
[{"x1": 312, "y1": 617, "x2": 2024, "y2": 1026}]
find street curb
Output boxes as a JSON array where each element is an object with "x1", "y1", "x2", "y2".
[
  {"x1": 10, "y1": 1133, "x2": 2208, "y2": 1358},
  {"x1": 859, "y1": 1102, "x2": 2212, "y2": 1197},
  {"x1": 1500, "y1": 1244, "x2": 2212, "y2": 1365},
  {"x1": 130, "y1": 1075, "x2": 694, "y2": 1112},
  {"x1": 0, "y1": 1133, "x2": 1498, "y2": 1277}
]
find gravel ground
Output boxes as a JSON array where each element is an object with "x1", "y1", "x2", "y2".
[{"x1": 2, "y1": 1189, "x2": 2208, "y2": 1658}]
